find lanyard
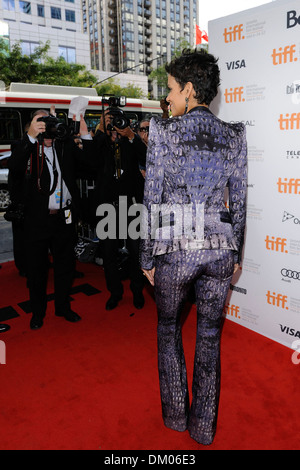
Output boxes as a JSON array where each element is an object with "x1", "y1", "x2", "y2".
[
  {"x1": 114, "y1": 142, "x2": 122, "y2": 179},
  {"x1": 37, "y1": 141, "x2": 58, "y2": 195}
]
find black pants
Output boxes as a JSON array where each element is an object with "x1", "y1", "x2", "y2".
[
  {"x1": 101, "y1": 236, "x2": 144, "y2": 298},
  {"x1": 25, "y1": 214, "x2": 76, "y2": 319}
]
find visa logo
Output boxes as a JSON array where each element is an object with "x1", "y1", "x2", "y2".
[{"x1": 226, "y1": 59, "x2": 246, "y2": 70}]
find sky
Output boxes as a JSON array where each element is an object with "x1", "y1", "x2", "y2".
[{"x1": 198, "y1": 0, "x2": 274, "y2": 31}]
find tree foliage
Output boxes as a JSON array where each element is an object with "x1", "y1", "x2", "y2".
[
  {"x1": 149, "y1": 38, "x2": 194, "y2": 97},
  {"x1": 0, "y1": 39, "x2": 97, "y2": 88},
  {"x1": 95, "y1": 78, "x2": 146, "y2": 99}
]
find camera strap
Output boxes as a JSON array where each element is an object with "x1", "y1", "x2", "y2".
[
  {"x1": 37, "y1": 141, "x2": 58, "y2": 195},
  {"x1": 114, "y1": 142, "x2": 122, "y2": 179}
]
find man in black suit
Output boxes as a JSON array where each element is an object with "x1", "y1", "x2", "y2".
[
  {"x1": 8, "y1": 109, "x2": 85, "y2": 330},
  {"x1": 81, "y1": 112, "x2": 146, "y2": 310}
]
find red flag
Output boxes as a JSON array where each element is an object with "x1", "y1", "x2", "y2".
[
  {"x1": 196, "y1": 24, "x2": 202, "y2": 44},
  {"x1": 196, "y1": 25, "x2": 209, "y2": 45},
  {"x1": 202, "y1": 30, "x2": 209, "y2": 42}
]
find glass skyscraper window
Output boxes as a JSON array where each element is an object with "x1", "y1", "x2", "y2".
[
  {"x1": 51, "y1": 7, "x2": 62, "y2": 20},
  {"x1": 37, "y1": 4, "x2": 44, "y2": 17},
  {"x1": 59, "y1": 46, "x2": 76, "y2": 63},
  {"x1": 21, "y1": 41, "x2": 39, "y2": 55},
  {"x1": 65, "y1": 10, "x2": 75, "y2": 22},
  {"x1": 19, "y1": 1, "x2": 31, "y2": 14},
  {"x1": 3, "y1": 0, "x2": 15, "y2": 11}
]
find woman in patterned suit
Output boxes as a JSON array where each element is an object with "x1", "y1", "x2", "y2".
[{"x1": 140, "y1": 49, "x2": 247, "y2": 445}]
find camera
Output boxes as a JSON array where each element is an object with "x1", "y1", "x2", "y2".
[
  {"x1": 4, "y1": 203, "x2": 25, "y2": 224},
  {"x1": 102, "y1": 95, "x2": 130, "y2": 130},
  {"x1": 37, "y1": 115, "x2": 72, "y2": 140}
]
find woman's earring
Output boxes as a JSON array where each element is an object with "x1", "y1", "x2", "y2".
[{"x1": 184, "y1": 97, "x2": 189, "y2": 114}]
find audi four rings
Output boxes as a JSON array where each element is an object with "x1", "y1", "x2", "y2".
[{"x1": 281, "y1": 268, "x2": 300, "y2": 279}]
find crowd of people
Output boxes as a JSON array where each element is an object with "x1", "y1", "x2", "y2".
[
  {"x1": 1, "y1": 49, "x2": 247, "y2": 446},
  {"x1": 4, "y1": 105, "x2": 158, "y2": 329}
]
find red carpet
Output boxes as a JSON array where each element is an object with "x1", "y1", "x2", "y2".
[{"x1": 0, "y1": 260, "x2": 299, "y2": 450}]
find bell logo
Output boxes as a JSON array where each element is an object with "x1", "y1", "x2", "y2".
[
  {"x1": 223, "y1": 24, "x2": 244, "y2": 43},
  {"x1": 271, "y1": 45, "x2": 297, "y2": 65},
  {"x1": 287, "y1": 10, "x2": 300, "y2": 28},
  {"x1": 277, "y1": 177, "x2": 300, "y2": 194},
  {"x1": 278, "y1": 113, "x2": 300, "y2": 130},
  {"x1": 224, "y1": 87, "x2": 245, "y2": 103},
  {"x1": 266, "y1": 291, "x2": 289, "y2": 310},
  {"x1": 265, "y1": 235, "x2": 288, "y2": 253},
  {"x1": 223, "y1": 303, "x2": 240, "y2": 319}
]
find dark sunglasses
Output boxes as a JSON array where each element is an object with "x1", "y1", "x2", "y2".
[{"x1": 139, "y1": 127, "x2": 149, "y2": 132}]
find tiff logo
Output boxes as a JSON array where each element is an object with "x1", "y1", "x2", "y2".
[
  {"x1": 266, "y1": 291, "x2": 288, "y2": 309},
  {"x1": 224, "y1": 87, "x2": 245, "y2": 103},
  {"x1": 223, "y1": 24, "x2": 244, "y2": 43},
  {"x1": 265, "y1": 236, "x2": 288, "y2": 253},
  {"x1": 271, "y1": 44, "x2": 297, "y2": 65},
  {"x1": 277, "y1": 177, "x2": 300, "y2": 194},
  {"x1": 0, "y1": 341, "x2": 6, "y2": 365},
  {"x1": 223, "y1": 303, "x2": 240, "y2": 319},
  {"x1": 278, "y1": 113, "x2": 300, "y2": 130}
]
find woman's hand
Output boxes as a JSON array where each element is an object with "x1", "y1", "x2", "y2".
[
  {"x1": 233, "y1": 263, "x2": 240, "y2": 274},
  {"x1": 142, "y1": 268, "x2": 156, "y2": 286}
]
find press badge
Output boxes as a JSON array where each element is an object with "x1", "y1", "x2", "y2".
[
  {"x1": 65, "y1": 209, "x2": 72, "y2": 224},
  {"x1": 55, "y1": 188, "x2": 61, "y2": 204}
]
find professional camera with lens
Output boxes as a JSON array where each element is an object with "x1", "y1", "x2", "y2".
[
  {"x1": 102, "y1": 95, "x2": 130, "y2": 131},
  {"x1": 37, "y1": 115, "x2": 71, "y2": 140}
]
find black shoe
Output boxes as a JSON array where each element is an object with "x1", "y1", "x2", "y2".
[
  {"x1": 105, "y1": 295, "x2": 122, "y2": 311},
  {"x1": 30, "y1": 317, "x2": 43, "y2": 330},
  {"x1": 0, "y1": 324, "x2": 10, "y2": 333},
  {"x1": 133, "y1": 292, "x2": 145, "y2": 309},
  {"x1": 55, "y1": 310, "x2": 81, "y2": 322}
]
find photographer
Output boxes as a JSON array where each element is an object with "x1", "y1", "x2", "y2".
[
  {"x1": 83, "y1": 108, "x2": 146, "y2": 311},
  {"x1": 7, "y1": 108, "x2": 89, "y2": 330}
]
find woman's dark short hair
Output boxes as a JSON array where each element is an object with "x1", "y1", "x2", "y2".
[{"x1": 165, "y1": 49, "x2": 220, "y2": 105}]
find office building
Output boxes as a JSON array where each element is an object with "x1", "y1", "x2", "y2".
[
  {"x1": 83, "y1": 0, "x2": 199, "y2": 96},
  {"x1": 0, "y1": 0, "x2": 90, "y2": 68}
]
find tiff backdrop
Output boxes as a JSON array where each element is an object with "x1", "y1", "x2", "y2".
[{"x1": 209, "y1": 0, "x2": 300, "y2": 349}]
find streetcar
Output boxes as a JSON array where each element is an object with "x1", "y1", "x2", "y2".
[
  {"x1": 0, "y1": 82, "x2": 162, "y2": 210},
  {"x1": 0, "y1": 82, "x2": 162, "y2": 153}
]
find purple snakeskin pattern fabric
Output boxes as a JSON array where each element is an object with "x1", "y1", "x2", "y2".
[
  {"x1": 154, "y1": 248, "x2": 235, "y2": 445},
  {"x1": 139, "y1": 106, "x2": 247, "y2": 445},
  {"x1": 140, "y1": 106, "x2": 247, "y2": 269}
]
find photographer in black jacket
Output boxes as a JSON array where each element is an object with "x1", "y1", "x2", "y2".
[
  {"x1": 81, "y1": 109, "x2": 146, "y2": 310},
  {"x1": 8, "y1": 108, "x2": 88, "y2": 330}
]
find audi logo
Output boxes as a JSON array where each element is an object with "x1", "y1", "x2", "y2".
[{"x1": 281, "y1": 268, "x2": 300, "y2": 280}]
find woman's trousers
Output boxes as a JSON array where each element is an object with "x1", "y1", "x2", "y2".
[{"x1": 154, "y1": 249, "x2": 234, "y2": 445}]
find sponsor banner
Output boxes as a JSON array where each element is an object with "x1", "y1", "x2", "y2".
[{"x1": 209, "y1": 0, "x2": 300, "y2": 349}]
